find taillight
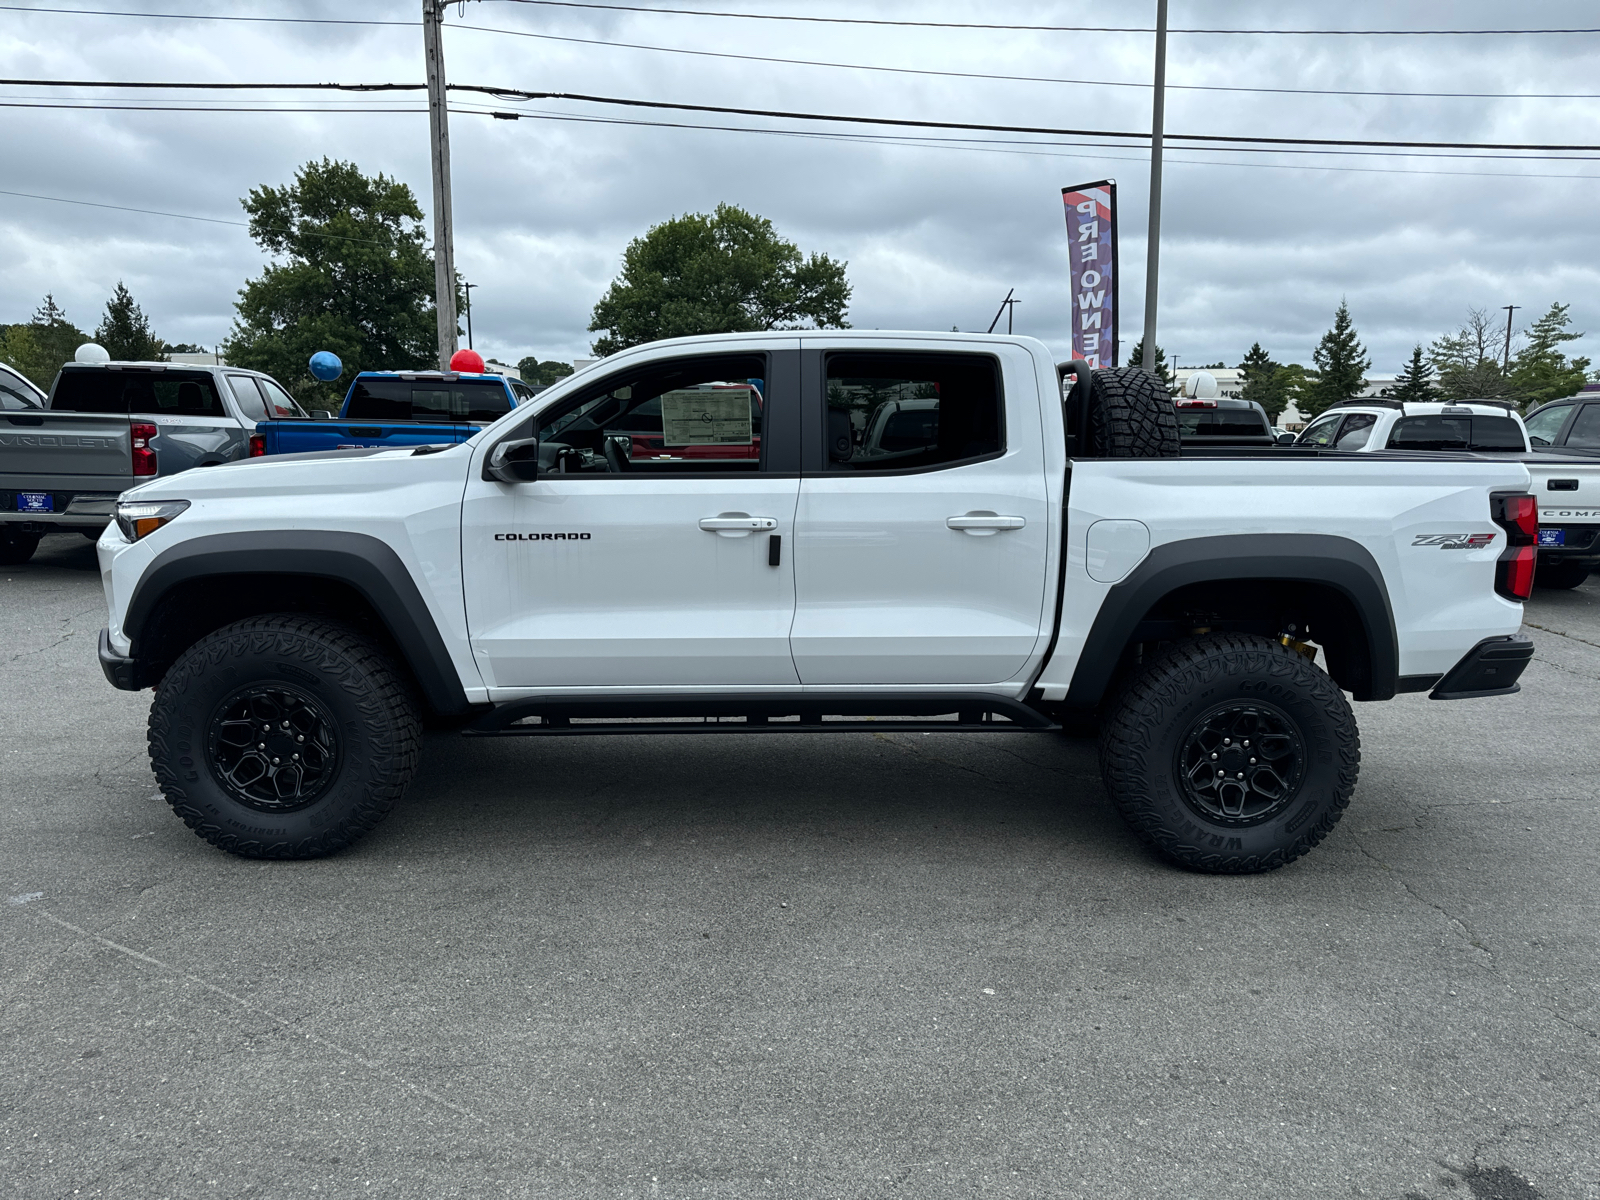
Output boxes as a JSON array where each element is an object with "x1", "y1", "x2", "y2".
[
  {"x1": 248, "y1": 433, "x2": 266, "y2": 457},
  {"x1": 1491, "y1": 491, "x2": 1537, "y2": 601},
  {"x1": 1175, "y1": 398, "x2": 1218, "y2": 409},
  {"x1": 131, "y1": 421, "x2": 157, "y2": 476}
]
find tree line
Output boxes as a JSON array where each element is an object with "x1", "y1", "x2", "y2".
[
  {"x1": 1174, "y1": 299, "x2": 1591, "y2": 423},
  {"x1": 0, "y1": 286, "x2": 198, "y2": 390}
]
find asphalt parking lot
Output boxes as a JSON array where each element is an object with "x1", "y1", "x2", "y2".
[{"x1": 3, "y1": 532, "x2": 1596, "y2": 1200}]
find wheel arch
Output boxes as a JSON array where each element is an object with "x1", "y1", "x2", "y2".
[
  {"x1": 125, "y1": 530, "x2": 472, "y2": 716},
  {"x1": 1064, "y1": 533, "x2": 1399, "y2": 708}
]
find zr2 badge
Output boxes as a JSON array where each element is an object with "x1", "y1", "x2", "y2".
[{"x1": 1412, "y1": 533, "x2": 1495, "y2": 550}]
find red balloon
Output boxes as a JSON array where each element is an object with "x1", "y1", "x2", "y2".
[{"x1": 449, "y1": 348, "x2": 486, "y2": 373}]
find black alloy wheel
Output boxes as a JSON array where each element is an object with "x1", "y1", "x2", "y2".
[
  {"x1": 207, "y1": 683, "x2": 341, "y2": 813},
  {"x1": 1176, "y1": 702, "x2": 1305, "y2": 824}
]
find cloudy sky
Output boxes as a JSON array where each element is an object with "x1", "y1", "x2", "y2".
[{"x1": 3, "y1": 0, "x2": 1599, "y2": 378}]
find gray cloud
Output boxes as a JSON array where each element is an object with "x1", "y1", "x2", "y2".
[{"x1": 3, "y1": 0, "x2": 1597, "y2": 377}]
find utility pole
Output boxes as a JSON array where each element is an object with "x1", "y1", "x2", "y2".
[
  {"x1": 1501, "y1": 304, "x2": 1519, "y2": 372},
  {"x1": 985, "y1": 288, "x2": 1020, "y2": 335},
  {"x1": 463, "y1": 281, "x2": 477, "y2": 350},
  {"x1": 423, "y1": 0, "x2": 459, "y2": 371},
  {"x1": 1140, "y1": 0, "x2": 1168, "y2": 377}
]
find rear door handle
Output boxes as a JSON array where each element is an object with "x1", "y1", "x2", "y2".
[{"x1": 947, "y1": 512, "x2": 1026, "y2": 534}]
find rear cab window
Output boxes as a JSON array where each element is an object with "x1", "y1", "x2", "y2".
[
  {"x1": 51, "y1": 368, "x2": 225, "y2": 417},
  {"x1": 346, "y1": 377, "x2": 509, "y2": 424},
  {"x1": 1176, "y1": 408, "x2": 1271, "y2": 439},
  {"x1": 1387, "y1": 414, "x2": 1524, "y2": 451}
]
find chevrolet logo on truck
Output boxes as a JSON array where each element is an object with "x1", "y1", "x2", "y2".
[
  {"x1": 0, "y1": 434, "x2": 117, "y2": 449},
  {"x1": 1413, "y1": 532, "x2": 1496, "y2": 550}
]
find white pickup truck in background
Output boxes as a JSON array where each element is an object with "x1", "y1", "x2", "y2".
[
  {"x1": 93, "y1": 332, "x2": 1539, "y2": 874},
  {"x1": 1297, "y1": 398, "x2": 1600, "y2": 588}
]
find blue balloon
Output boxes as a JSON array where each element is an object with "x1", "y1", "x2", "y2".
[{"x1": 308, "y1": 351, "x2": 343, "y2": 382}]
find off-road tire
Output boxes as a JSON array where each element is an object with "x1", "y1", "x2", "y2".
[
  {"x1": 0, "y1": 530, "x2": 41, "y2": 565},
  {"x1": 1098, "y1": 634, "x2": 1360, "y2": 874},
  {"x1": 1088, "y1": 366, "x2": 1182, "y2": 458},
  {"x1": 1536, "y1": 560, "x2": 1591, "y2": 590},
  {"x1": 148, "y1": 614, "x2": 421, "y2": 858}
]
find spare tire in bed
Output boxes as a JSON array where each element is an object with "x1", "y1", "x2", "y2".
[{"x1": 1087, "y1": 366, "x2": 1181, "y2": 458}]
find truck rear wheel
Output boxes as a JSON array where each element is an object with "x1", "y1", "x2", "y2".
[
  {"x1": 0, "y1": 529, "x2": 41, "y2": 565},
  {"x1": 1089, "y1": 366, "x2": 1181, "y2": 458},
  {"x1": 1098, "y1": 634, "x2": 1360, "y2": 873},
  {"x1": 147, "y1": 615, "x2": 421, "y2": 859},
  {"x1": 1536, "y1": 560, "x2": 1591, "y2": 589}
]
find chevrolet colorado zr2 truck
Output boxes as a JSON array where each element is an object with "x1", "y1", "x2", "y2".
[{"x1": 94, "y1": 332, "x2": 1540, "y2": 873}]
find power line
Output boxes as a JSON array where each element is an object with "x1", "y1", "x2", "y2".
[
  {"x1": 483, "y1": 0, "x2": 1600, "y2": 36},
  {"x1": 6, "y1": 8, "x2": 1598, "y2": 99},
  {"x1": 441, "y1": 20, "x2": 1600, "y2": 99},
  {"x1": 7, "y1": 79, "x2": 1600, "y2": 153}
]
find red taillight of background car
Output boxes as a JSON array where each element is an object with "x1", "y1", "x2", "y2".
[
  {"x1": 248, "y1": 433, "x2": 266, "y2": 457},
  {"x1": 131, "y1": 422, "x2": 158, "y2": 476},
  {"x1": 1491, "y1": 492, "x2": 1537, "y2": 601}
]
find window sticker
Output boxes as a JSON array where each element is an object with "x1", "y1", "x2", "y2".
[{"x1": 659, "y1": 386, "x2": 754, "y2": 446}]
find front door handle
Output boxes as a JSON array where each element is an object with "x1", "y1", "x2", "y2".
[
  {"x1": 947, "y1": 512, "x2": 1026, "y2": 535},
  {"x1": 700, "y1": 514, "x2": 778, "y2": 537}
]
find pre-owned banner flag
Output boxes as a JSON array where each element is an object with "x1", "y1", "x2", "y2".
[{"x1": 1061, "y1": 181, "x2": 1117, "y2": 368}]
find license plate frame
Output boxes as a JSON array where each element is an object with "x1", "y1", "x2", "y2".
[{"x1": 16, "y1": 492, "x2": 54, "y2": 513}]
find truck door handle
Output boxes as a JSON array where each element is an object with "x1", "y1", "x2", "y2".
[
  {"x1": 699, "y1": 515, "x2": 778, "y2": 535},
  {"x1": 947, "y1": 512, "x2": 1026, "y2": 534}
]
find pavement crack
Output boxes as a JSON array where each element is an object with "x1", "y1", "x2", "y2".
[
  {"x1": 1348, "y1": 834, "x2": 1495, "y2": 965},
  {"x1": 1525, "y1": 620, "x2": 1600, "y2": 652},
  {"x1": 873, "y1": 733, "x2": 1017, "y2": 791},
  {"x1": 23, "y1": 907, "x2": 492, "y2": 1128},
  {"x1": 1528, "y1": 652, "x2": 1600, "y2": 682}
]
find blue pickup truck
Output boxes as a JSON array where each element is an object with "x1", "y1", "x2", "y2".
[{"x1": 249, "y1": 370, "x2": 539, "y2": 456}]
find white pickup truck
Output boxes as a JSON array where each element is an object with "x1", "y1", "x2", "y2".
[
  {"x1": 95, "y1": 332, "x2": 1539, "y2": 873},
  {"x1": 1297, "y1": 398, "x2": 1600, "y2": 588}
]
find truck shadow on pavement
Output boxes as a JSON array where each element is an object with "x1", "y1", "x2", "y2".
[{"x1": 379, "y1": 724, "x2": 1144, "y2": 868}]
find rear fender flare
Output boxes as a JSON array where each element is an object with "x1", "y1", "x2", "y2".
[{"x1": 1065, "y1": 533, "x2": 1398, "y2": 706}]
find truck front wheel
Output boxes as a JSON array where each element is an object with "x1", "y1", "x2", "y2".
[
  {"x1": 1098, "y1": 634, "x2": 1360, "y2": 874},
  {"x1": 148, "y1": 615, "x2": 421, "y2": 858}
]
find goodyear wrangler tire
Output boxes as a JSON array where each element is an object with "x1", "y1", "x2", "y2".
[
  {"x1": 1098, "y1": 634, "x2": 1360, "y2": 874},
  {"x1": 1088, "y1": 366, "x2": 1181, "y2": 458},
  {"x1": 148, "y1": 615, "x2": 421, "y2": 859}
]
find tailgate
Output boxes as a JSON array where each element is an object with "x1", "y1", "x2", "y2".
[
  {"x1": 0, "y1": 411, "x2": 133, "y2": 486},
  {"x1": 319, "y1": 421, "x2": 466, "y2": 449}
]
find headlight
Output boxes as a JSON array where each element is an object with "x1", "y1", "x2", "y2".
[{"x1": 115, "y1": 499, "x2": 189, "y2": 542}]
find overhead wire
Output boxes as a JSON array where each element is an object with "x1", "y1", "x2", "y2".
[
  {"x1": 482, "y1": 0, "x2": 1600, "y2": 36},
  {"x1": 5, "y1": 80, "x2": 1600, "y2": 154}
]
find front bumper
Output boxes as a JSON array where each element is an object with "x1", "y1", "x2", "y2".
[
  {"x1": 98, "y1": 627, "x2": 148, "y2": 691},
  {"x1": 1430, "y1": 633, "x2": 1534, "y2": 700}
]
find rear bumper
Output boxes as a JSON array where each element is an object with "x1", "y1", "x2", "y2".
[
  {"x1": 98, "y1": 627, "x2": 147, "y2": 691},
  {"x1": 1430, "y1": 633, "x2": 1534, "y2": 700}
]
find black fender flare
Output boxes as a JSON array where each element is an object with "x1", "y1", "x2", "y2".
[
  {"x1": 1064, "y1": 533, "x2": 1399, "y2": 707},
  {"x1": 124, "y1": 529, "x2": 472, "y2": 715}
]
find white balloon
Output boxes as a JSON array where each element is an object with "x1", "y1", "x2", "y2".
[{"x1": 75, "y1": 343, "x2": 111, "y2": 364}]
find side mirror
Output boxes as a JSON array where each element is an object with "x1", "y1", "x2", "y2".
[
  {"x1": 1276, "y1": 432, "x2": 1298, "y2": 445},
  {"x1": 484, "y1": 436, "x2": 541, "y2": 483}
]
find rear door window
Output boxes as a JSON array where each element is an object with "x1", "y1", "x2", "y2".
[
  {"x1": 256, "y1": 378, "x2": 306, "y2": 418},
  {"x1": 825, "y1": 352, "x2": 1002, "y2": 472},
  {"x1": 227, "y1": 376, "x2": 269, "y2": 423},
  {"x1": 1564, "y1": 404, "x2": 1600, "y2": 449},
  {"x1": 1297, "y1": 414, "x2": 1344, "y2": 446},
  {"x1": 1333, "y1": 412, "x2": 1377, "y2": 450}
]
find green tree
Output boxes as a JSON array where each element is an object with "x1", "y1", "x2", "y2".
[
  {"x1": 1388, "y1": 344, "x2": 1436, "y2": 403},
  {"x1": 516, "y1": 357, "x2": 575, "y2": 387},
  {"x1": 95, "y1": 282, "x2": 166, "y2": 361},
  {"x1": 1507, "y1": 302, "x2": 1590, "y2": 410},
  {"x1": 222, "y1": 159, "x2": 443, "y2": 406},
  {"x1": 1237, "y1": 341, "x2": 1286, "y2": 419},
  {"x1": 1125, "y1": 338, "x2": 1175, "y2": 391},
  {"x1": 1430, "y1": 307, "x2": 1510, "y2": 401},
  {"x1": 1303, "y1": 299, "x2": 1370, "y2": 418},
  {"x1": 1, "y1": 295, "x2": 88, "y2": 390},
  {"x1": 588, "y1": 203, "x2": 850, "y2": 356}
]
